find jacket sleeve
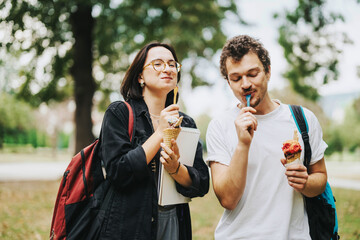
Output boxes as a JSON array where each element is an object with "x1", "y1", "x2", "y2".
[
  {"x1": 175, "y1": 114, "x2": 210, "y2": 198},
  {"x1": 101, "y1": 102, "x2": 149, "y2": 190}
]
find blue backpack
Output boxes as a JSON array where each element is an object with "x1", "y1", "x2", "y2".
[{"x1": 289, "y1": 105, "x2": 339, "y2": 240}]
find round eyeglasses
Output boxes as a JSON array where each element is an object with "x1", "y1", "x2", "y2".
[{"x1": 143, "y1": 59, "x2": 181, "y2": 73}]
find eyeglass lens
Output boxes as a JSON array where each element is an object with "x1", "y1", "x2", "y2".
[{"x1": 152, "y1": 59, "x2": 180, "y2": 72}]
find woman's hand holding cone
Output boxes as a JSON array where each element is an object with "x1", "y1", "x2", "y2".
[{"x1": 160, "y1": 140, "x2": 180, "y2": 174}]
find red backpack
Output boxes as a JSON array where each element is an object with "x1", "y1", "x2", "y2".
[{"x1": 50, "y1": 101, "x2": 134, "y2": 240}]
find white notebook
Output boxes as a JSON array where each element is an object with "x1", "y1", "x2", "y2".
[{"x1": 158, "y1": 127, "x2": 200, "y2": 206}]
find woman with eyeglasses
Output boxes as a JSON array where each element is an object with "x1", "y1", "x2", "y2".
[{"x1": 97, "y1": 42, "x2": 210, "y2": 240}]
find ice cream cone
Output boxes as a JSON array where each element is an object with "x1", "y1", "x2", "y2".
[
  {"x1": 163, "y1": 116, "x2": 183, "y2": 148},
  {"x1": 282, "y1": 130, "x2": 302, "y2": 166},
  {"x1": 163, "y1": 128, "x2": 181, "y2": 148},
  {"x1": 285, "y1": 151, "x2": 301, "y2": 165}
]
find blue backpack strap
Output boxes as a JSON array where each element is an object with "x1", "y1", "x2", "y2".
[
  {"x1": 288, "y1": 105, "x2": 312, "y2": 168},
  {"x1": 289, "y1": 105, "x2": 339, "y2": 239}
]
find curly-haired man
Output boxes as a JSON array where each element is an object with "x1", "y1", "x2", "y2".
[{"x1": 206, "y1": 35, "x2": 328, "y2": 239}]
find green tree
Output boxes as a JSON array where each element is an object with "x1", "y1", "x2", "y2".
[
  {"x1": 339, "y1": 97, "x2": 360, "y2": 152},
  {"x1": 324, "y1": 127, "x2": 344, "y2": 156},
  {"x1": 0, "y1": 93, "x2": 35, "y2": 148},
  {"x1": 1, "y1": 0, "x2": 243, "y2": 153},
  {"x1": 274, "y1": 0, "x2": 352, "y2": 101},
  {"x1": 323, "y1": 96, "x2": 360, "y2": 155}
]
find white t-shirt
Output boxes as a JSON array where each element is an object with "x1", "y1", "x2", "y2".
[{"x1": 206, "y1": 102, "x2": 328, "y2": 240}]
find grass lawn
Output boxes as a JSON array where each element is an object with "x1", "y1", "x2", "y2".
[{"x1": 0, "y1": 180, "x2": 359, "y2": 240}]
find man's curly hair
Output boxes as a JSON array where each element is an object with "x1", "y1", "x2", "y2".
[{"x1": 220, "y1": 35, "x2": 271, "y2": 80}]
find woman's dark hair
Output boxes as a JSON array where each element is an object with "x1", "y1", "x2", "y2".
[
  {"x1": 220, "y1": 35, "x2": 271, "y2": 80},
  {"x1": 120, "y1": 42, "x2": 181, "y2": 106}
]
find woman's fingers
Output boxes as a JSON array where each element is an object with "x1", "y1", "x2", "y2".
[
  {"x1": 171, "y1": 139, "x2": 180, "y2": 156},
  {"x1": 160, "y1": 156, "x2": 167, "y2": 164},
  {"x1": 160, "y1": 143, "x2": 176, "y2": 163},
  {"x1": 160, "y1": 142, "x2": 172, "y2": 154},
  {"x1": 157, "y1": 106, "x2": 180, "y2": 131},
  {"x1": 160, "y1": 150, "x2": 170, "y2": 160},
  {"x1": 160, "y1": 141, "x2": 180, "y2": 159},
  {"x1": 164, "y1": 104, "x2": 179, "y2": 112},
  {"x1": 161, "y1": 104, "x2": 179, "y2": 118},
  {"x1": 160, "y1": 142, "x2": 180, "y2": 173}
]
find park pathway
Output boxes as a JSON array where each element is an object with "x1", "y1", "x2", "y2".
[{"x1": 0, "y1": 160, "x2": 359, "y2": 190}]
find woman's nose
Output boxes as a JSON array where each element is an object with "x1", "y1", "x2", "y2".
[{"x1": 162, "y1": 63, "x2": 171, "y2": 72}]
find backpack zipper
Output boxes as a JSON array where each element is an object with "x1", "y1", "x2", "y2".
[
  {"x1": 50, "y1": 229, "x2": 55, "y2": 240},
  {"x1": 62, "y1": 170, "x2": 70, "y2": 187}
]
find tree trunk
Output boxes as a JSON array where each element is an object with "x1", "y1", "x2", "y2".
[{"x1": 70, "y1": 5, "x2": 95, "y2": 154}]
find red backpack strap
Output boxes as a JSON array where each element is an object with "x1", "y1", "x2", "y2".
[
  {"x1": 100, "y1": 101, "x2": 134, "y2": 181},
  {"x1": 123, "y1": 101, "x2": 134, "y2": 141}
]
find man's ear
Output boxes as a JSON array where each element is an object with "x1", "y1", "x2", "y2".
[{"x1": 266, "y1": 66, "x2": 271, "y2": 81}]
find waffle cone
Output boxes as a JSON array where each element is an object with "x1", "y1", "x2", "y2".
[
  {"x1": 163, "y1": 128, "x2": 181, "y2": 148},
  {"x1": 286, "y1": 151, "x2": 301, "y2": 165}
]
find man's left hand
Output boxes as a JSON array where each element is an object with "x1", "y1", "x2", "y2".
[{"x1": 281, "y1": 159, "x2": 308, "y2": 192}]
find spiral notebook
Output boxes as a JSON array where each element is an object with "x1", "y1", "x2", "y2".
[{"x1": 158, "y1": 127, "x2": 200, "y2": 206}]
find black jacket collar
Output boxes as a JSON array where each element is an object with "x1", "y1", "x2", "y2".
[{"x1": 129, "y1": 98, "x2": 149, "y2": 118}]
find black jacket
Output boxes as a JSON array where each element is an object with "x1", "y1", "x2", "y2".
[{"x1": 98, "y1": 98, "x2": 209, "y2": 239}]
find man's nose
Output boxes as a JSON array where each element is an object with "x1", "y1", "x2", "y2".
[{"x1": 241, "y1": 76, "x2": 251, "y2": 89}]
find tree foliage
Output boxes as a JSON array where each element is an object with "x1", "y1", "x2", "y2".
[
  {"x1": 274, "y1": 0, "x2": 352, "y2": 101},
  {"x1": 0, "y1": 93, "x2": 34, "y2": 131},
  {"x1": 0, "y1": 93, "x2": 35, "y2": 148},
  {"x1": 1, "y1": 0, "x2": 241, "y2": 98},
  {"x1": 323, "y1": 96, "x2": 360, "y2": 155},
  {"x1": 339, "y1": 97, "x2": 360, "y2": 152},
  {"x1": 0, "y1": 0, "x2": 243, "y2": 152}
]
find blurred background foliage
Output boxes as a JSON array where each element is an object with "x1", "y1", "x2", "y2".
[
  {"x1": 0, "y1": 0, "x2": 244, "y2": 152},
  {"x1": 0, "y1": 0, "x2": 359, "y2": 158},
  {"x1": 0, "y1": 93, "x2": 71, "y2": 152},
  {"x1": 271, "y1": 89, "x2": 360, "y2": 157},
  {"x1": 274, "y1": 0, "x2": 352, "y2": 101},
  {"x1": 0, "y1": 93, "x2": 35, "y2": 149}
]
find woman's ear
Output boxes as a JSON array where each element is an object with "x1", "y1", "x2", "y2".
[{"x1": 138, "y1": 75, "x2": 145, "y2": 88}]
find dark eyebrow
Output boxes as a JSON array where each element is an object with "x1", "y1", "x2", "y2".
[
  {"x1": 247, "y1": 67, "x2": 261, "y2": 73},
  {"x1": 228, "y1": 67, "x2": 261, "y2": 78},
  {"x1": 228, "y1": 73, "x2": 241, "y2": 79},
  {"x1": 151, "y1": 58, "x2": 175, "y2": 62}
]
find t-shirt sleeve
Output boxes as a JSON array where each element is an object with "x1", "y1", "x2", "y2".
[
  {"x1": 305, "y1": 108, "x2": 328, "y2": 165},
  {"x1": 206, "y1": 119, "x2": 232, "y2": 166}
]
